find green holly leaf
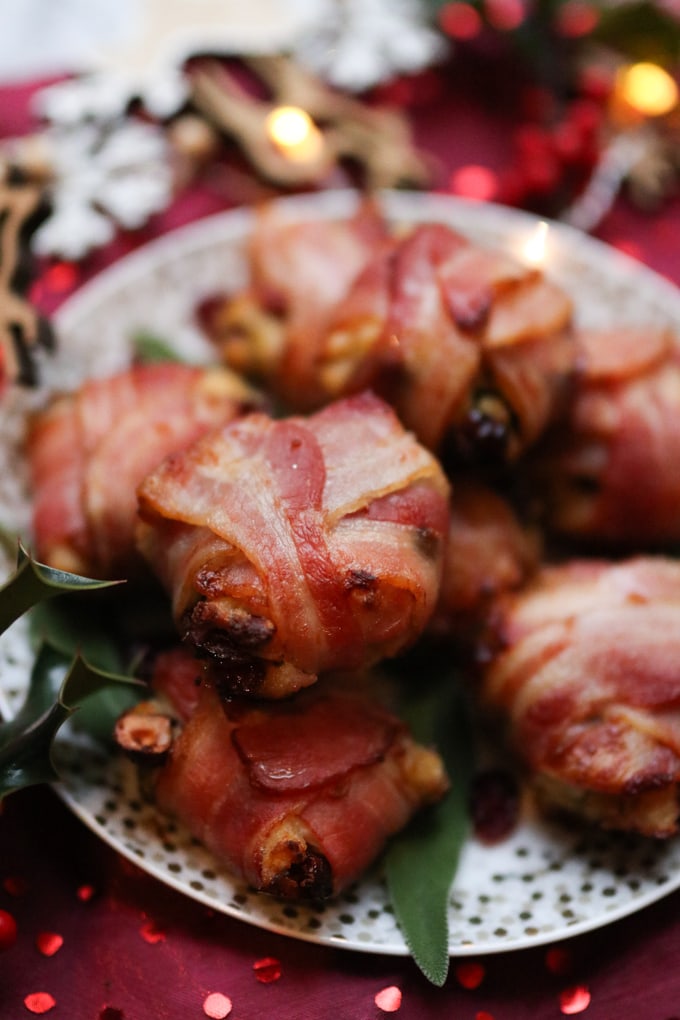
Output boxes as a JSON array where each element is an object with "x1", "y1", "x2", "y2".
[
  {"x1": 0, "y1": 543, "x2": 120, "y2": 634},
  {"x1": 385, "y1": 672, "x2": 474, "y2": 986},
  {"x1": 0, "y1": 546, "x2": 142, "y2": 797},
  {"x1": 0, "y1": 644, "x2": 140, "y2": 799},
  {"x1": 29, "y1": 593, "x2": 145, "y2": 744}
]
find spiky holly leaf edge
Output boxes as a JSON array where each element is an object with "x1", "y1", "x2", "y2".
[{"x1": 0, "y1": 543, "x2": 142, "y2": 799}]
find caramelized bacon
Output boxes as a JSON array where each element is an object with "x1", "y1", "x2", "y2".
[
  {"x1": 481, "y1": 557, "x2": 680, "y2": 836},
  {"x1": 319, "y1": 221, "x2": 575, "y2": 461},
  {"x1": 136, "y1": 392, "x2": 451, "y2": 698},
  {"x1": 429, "y1": 479, "x2": 540, "y2": 640},
  {"x1": 200, "y1": 208, "x2": 575, "y2": 461},
  {"x1": 530, "y1": 326, "x2": 680, "y2": 546},
  {"x1": 200, "y1": 199, "x2": 389, "y2": 410},
  {"x1": 149, "y1": 647, "x2": 449, "y2": 900},
  {"x1": 28, "y1": 362, "x2": 261, "y2": 578}
]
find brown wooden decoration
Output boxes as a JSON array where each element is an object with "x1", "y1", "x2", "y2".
[
  {"x1": 0, "y1": 173, "x2": 54, "y2": 388},
  {"x1": 187, "y1": 55, "x2": 431, "y2": 190}
]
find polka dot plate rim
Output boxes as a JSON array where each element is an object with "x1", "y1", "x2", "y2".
[{"x1": 4, "y1": 188, "x2": 680, "y2": 957}]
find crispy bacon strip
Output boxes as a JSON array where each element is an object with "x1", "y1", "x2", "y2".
[
  {"x1": 200, "y1": 210, "x2": 574, "y2": 460},
  {"x1": 28, "y1": 362, "x2": 261, "y2": 578},
  {"x1": 199, "y1": 199, "x2": 389, "y2": 410},
  {"x1": 529, "y1": 325, "x2": 680, "y2": 546},
  {"x1": 319, "y1": 221, "x2": 575, "y2": 461},
  {"x1": 144, "y1": 647, "x2": 448, "y2": 900},
  {"x1": 136, "y1": 391, "x2": 451, "y2": 698},
  {"x1": 481, "y1": 557, "x2": 680, "y2": 837},
  {"x1": 429, "y1": 479, "x2": 540, "y2": 640}
]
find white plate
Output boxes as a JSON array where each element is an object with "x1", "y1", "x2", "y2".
[{"x1": 4, "y1": 190, "x2": 680, "y2": 957}]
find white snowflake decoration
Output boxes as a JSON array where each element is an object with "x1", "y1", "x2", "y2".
[
  {"x1": 291, "y1": 0, "x2": 448, "y2": 93},
  {"x1": 31, "y1": 0, "x2": 327, "y2": 124},
  {"x1": 32, "y1": 119, "x2": 174, "y2": 260}
]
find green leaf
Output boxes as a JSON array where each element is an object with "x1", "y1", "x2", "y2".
[
  {"x1": 385, "y1": 673, "x2": 475, "y2": 986},
  {"x1": 0, "y1": 544, "x2": 120, "y2": 635},
  {"x1": 132, "y1": 331, "x2": 184, "y2": 364},
  {"x1": 29, "y1": 596, "x2": 143, "y2": 743},
  {"x1": 0, "y1": 644, "x2": 140, "y2": 799}
]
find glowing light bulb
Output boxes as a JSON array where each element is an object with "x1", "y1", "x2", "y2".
[
  {"x1": 616, "y1": 62, "x2": 679, "y2": 118},
  {"x1": 521, "y1": 219, "x2": 550, "y2": 266},
  {"x1": 265, "y1": 106, "x2": 324, "y2": 163}
]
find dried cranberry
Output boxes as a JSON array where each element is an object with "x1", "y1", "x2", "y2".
[{"x1": 470, "y1": 768, "x2": 520, "y2": 844}]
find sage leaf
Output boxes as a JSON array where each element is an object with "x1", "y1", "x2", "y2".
[
  {"x1": 132, "y1": 331, "x2": 184, "y2": 364},
  {"x1": 385, "y1": 674, "x2": 474, "y2": 986}
]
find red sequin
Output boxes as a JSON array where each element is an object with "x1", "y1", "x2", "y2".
[
  {"x1": 140, "y1": 920, "x2": 166, "y2": 944},
  {"x1": 476, "y1": 1013, "x2": 496, "y2": 1020},
  {"x1": 203, "y1": 992, "x2": 233, "y2": 1018},
  {"x1": 253, "y1": 957, "x2": 282, "y2": 983},
  {"x1": 375, "y1": 986, "x2": 402, "y2": 1012},
  {"x1": 36, "y1": 932, "x2": 64, "y2": 957},
  {"x1": 24, "y1": 992, "x2": 56, "y2": 1014},
  {"x1": 456, "y1": 961, "x2": 486, "y2": 990},
  {"x1": 560, "y1": 985, "x2": 591, "y2": 1014},
  {"x1": 76, "y1": 884, "x2": 95, "y2": 902},
  {"x1": 0, "y1": 908, "x2": 17, "y2": 949}
]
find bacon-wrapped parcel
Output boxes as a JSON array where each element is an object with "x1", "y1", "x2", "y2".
[
  {"x1": 136, "y1": 392, "x2": 451, "y2": 698},
  {"x1": 199, "y1": 199, "x2": 389, "y2": 410},
  {"x1": 429, "y1": 478, "x2": 541, "y2": 642},
  {"x1": 529, "y1": 326, "x2": 680, "y2": 547},
  {"x1": 318, "y1": 222, "x2": 575, "y2": 462},
  {"x1": 480, "y1": 556, "x2": 680, "y2": 837},
  {"x1": 201, "y1": 208, "x2": 576, "y2": 464},
  {"x1": 27, "y1": 361, "x2": 261, "y2": 579},
  {"x1": 119, "y1": 647, "x2": 449, "y2": 901}
]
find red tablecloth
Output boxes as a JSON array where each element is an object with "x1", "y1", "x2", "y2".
[{"x1": 3, "y1": 63, "x2": 680, "y2": 1020}]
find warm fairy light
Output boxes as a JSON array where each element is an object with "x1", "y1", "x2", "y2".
[
  {"x1": 265, "y1": 105, "x2": 324, "y2": 163},
  {"x1": 616, "y1": 62, "x2": 679, "y2": 117},
  {"x1": 521, "y1": 219, "x2": 550, "y2": 266}
]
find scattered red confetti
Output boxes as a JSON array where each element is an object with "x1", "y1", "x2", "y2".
[
  {"x1": 0, "y1": 908, "x2": 18, "y2": 949},
  {"x1": 374, "y1": 986, "x2": 402, "y2": 1013},
  {"x1": 560, "y1": 985, "x2": 592, "y2": 1015},
  {"x1": 3, "y1": 875, "x2": 29, "y2": 896},
  {"x1": 76, "y1": 884, "x2": 95, "y2": 902},
  {"x1": 455, "y1": 961, "x2": 486, "y2": 990},
  {"x1": 546, "y1": 947, "x2": 573, "y2": 975},
  {"x1": 449, "y1": 165, "x2": 499, "y2": 201},
  {"x1": 24, "y1": 992, "x2": 57, "y2": 1015},
  {"x1": 139, "y1": 920, "x2": 166, "y2": 944},
  {"x1": 36, "y1": 932, "x2": 64, "y2": 958},
  {"x1": 253, "y1": 956, "x2": 282, "y2": 983},
  {"x1": 203, "y1": 992, "x2": 233, "y2": 1019}
]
